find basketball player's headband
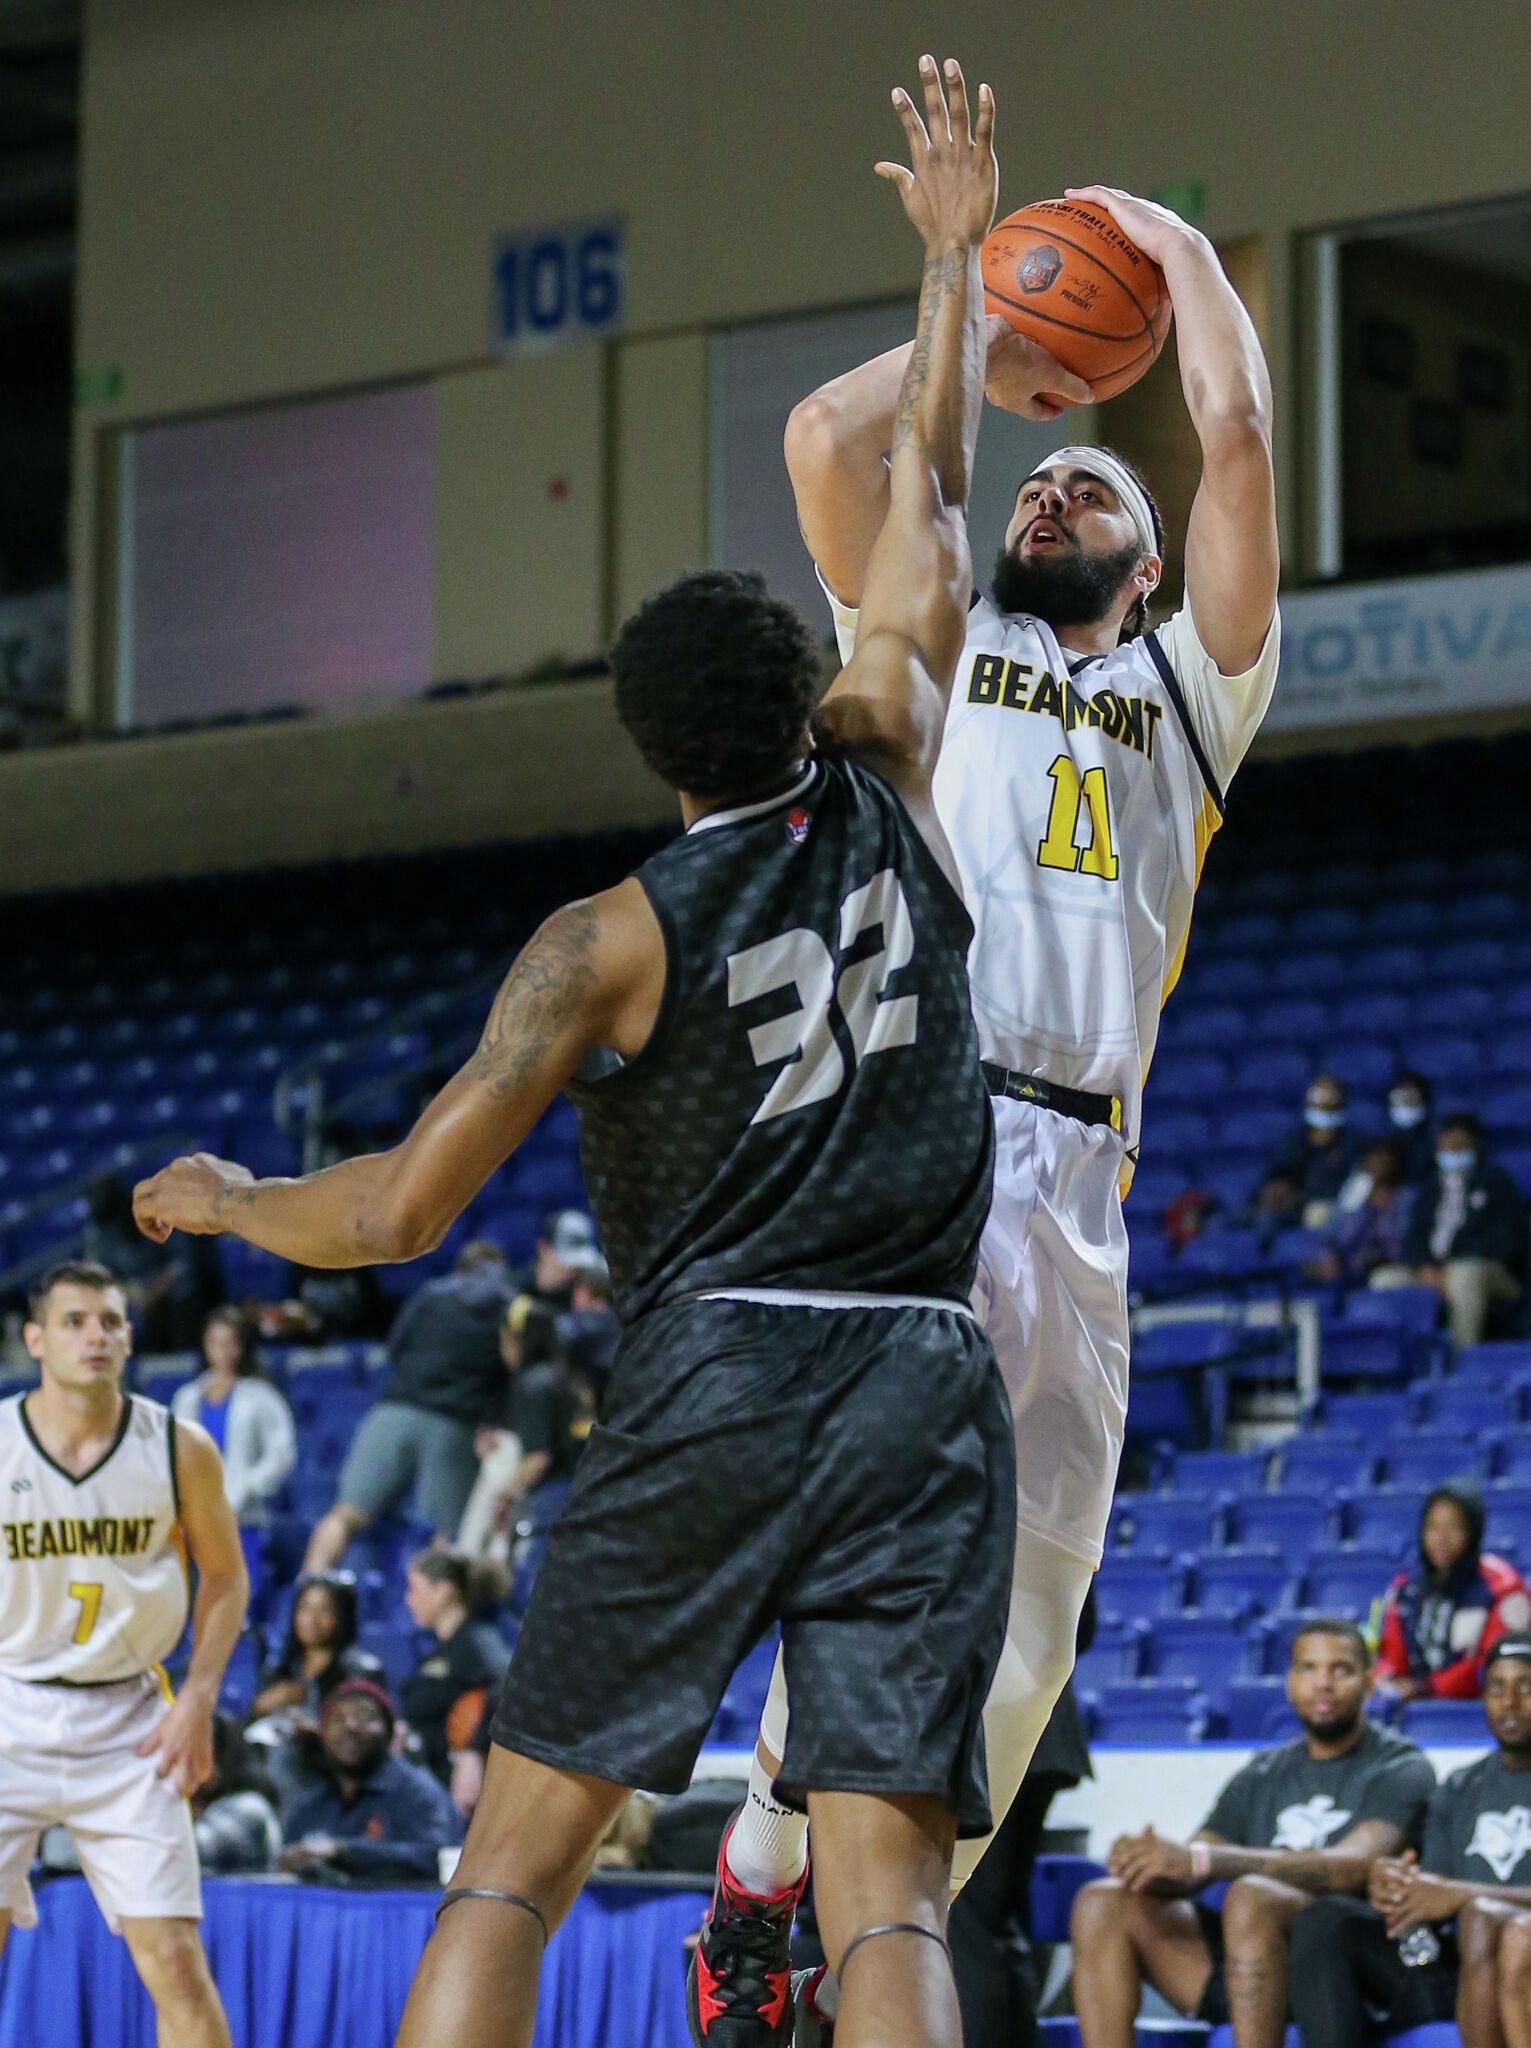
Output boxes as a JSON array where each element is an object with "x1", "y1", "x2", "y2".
[{"x1": 1031, "y1": 446, "x2": 1158, "y2": 560}]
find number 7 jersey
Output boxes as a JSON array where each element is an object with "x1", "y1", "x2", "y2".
[
  {"x1": 0, "y1": 1393, "x2": 189, "y2": 1683},
  {"x1": 829, "y1": 590, "x2": 1281, "y2": 1158},
  {"x1": 567, "y1": 751, "x2": 995, "y2": 1322}
]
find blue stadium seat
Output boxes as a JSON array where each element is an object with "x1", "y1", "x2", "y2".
[
  {"x1": 1029, "y1": 1858, "x2": 1109, "y2": 1946},
  {"x1": 1168, "y1": 1448, "x2": 1269, "y2": 1495},
  {"x1": 1110, "y1": 1494, "x2": 1217, "y2": 1553},
  {"x1": 1490, "y1": 1030, "x2": 1531, "y2": 1077},
  {"x1": 1402, "y1": 1033, "x2": 1481, "y2": 1084},
  {"x1": 1499, "y1": 1149, "x2": 1531, "y2": 1200},
  {"x1": 1399, "y1": 1698, "x2": 1490, "y2": 1742},
  {"x1": 1150, "y1": 1054, "x2": 1231, "y2": 1101},
  {"x1": 1487, "y1": 1083, "x2": 1531, "y2": 1138},
  {"x1": 1504, "y1": 984, "x2": 1531, "y2": 1022},
  {"x1": 1141, "y1": 1615, "x2": 1259, "y2": 1710},
  {"x1": 1269, "y1": 1226, "x2": 1330, "y2": 1272},
  {"x1": 1216, "y1": 913, "x2": 1283, "y2": 953},
  {"x1": 1124, "y1": 1164, "x2": 1189, "y2": 1214},
  {"x1": 1319, "y1": 1040, "x2": 1396, "y2": 1090},
  {"x1": 1190, "y1": 1546, "x2": 1290, "y2": 1619},
  {"x1": 1302, "y1": 1546, "x2": 1398, "y2": 1616},
  {"x1": 1348, "y1": 945, "x2": 1425, "y2": 989},
  {"x1": 1270, "y1": 950, "x2": 1344, "y2": 992},
  {"x1": 1219, "y1": 1106, "x2": 1293, "y2": 1152},
  {"x1": 1320, "y1": 1390, "x2": 1410, "y2": 1436},
  {"x1": 1334, "y1": 1286, "x2": 1440, "y2": 1338},
  {"x1": 1383, "y1": 1432, "x2": 1483, "y2": 1487},
  {"x1": 1278, "y1": 1437, "x2": 1376, "y2": 1491},
  {"x1": 1458, "y1": 1341, "x2": 1531, "y2": 1384},
  {"x1": 1481, "y1": 1482, "x2": 1531, "y2": 1555},
  {"x1": 1321, "y1": 1328, "x2": 1415, "y2": 1386},
  {"x1": 1145, "y1": 1111, "x2": 1214, "y2": 1155},
  {"x1": 1201, "y1": 1159, "x2": 1266, "y2": 1210},
  {"x1": 1251, "y1": 997, "x2": 1331, "y2": 1043},
  {"x1": 1225, "y1": 1675, "x2": 1297, "y2": 1741},
  {"x1": 1176, "y1": 1231, "x2": 1267, "y2": 1281},
  {"x1": 1226, "y1": 1492, "x2": 1335, "y2": 1557},
  {"x1": 1092, "y1": 1678, "x2": 1209, "y2": 1745},
  {"x1": 1332, "y1": 991, "x2": 1410, "y2": 1037},
  {"x1": 1228, "y1": 1049, "x2": 1311, "y2": 1098},
  {"x1": 1095, "y1": 1554, "x2": 1185, "y2": 1627},
  {"x1": 217, "y1": 1634, "x2": 261, "y2": 1717},
  {"x1": 1190, "y1": 957, "x2": 1270, "y2": 1002},
  {"x1": 1160, "y1": 1006, "x2": 1247, "y2": 1052},
  {"x1": 1414, "y1": 1384, "x2": 1512, "y2": 1434},
  {"x1": 1416, "y1": 985, "x2": 1494, "y2": 1030},
  {"x1": 1363, "y1": 899, "x2": 1442, "y2": 942},
  {"x1": 1287, "y1": 910, "x2": 1359, "y2": 950},
  {"x1": 1342, "y1": 1489, "x2": 1425, "y2": 1552}
]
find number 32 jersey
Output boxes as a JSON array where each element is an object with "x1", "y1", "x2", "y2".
[
  {"x1": 827, "y1": 591, "x2": 1281, "y2": 1157},
  {"x1": 568, "y1": 751, "x2": 995, "y2": 1322},
  {"x1": 0, "y1": 1394, "x2": 189, "y2": 1682}
]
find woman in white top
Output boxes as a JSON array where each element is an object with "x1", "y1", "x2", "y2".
[{"x1": 171, "y1": 1308, "x2": 296, "y2": 1524}]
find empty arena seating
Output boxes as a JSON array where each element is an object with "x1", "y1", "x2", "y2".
[{"x1": 1088, "y1": 1335, "x2": 1531, "y2": 1742}]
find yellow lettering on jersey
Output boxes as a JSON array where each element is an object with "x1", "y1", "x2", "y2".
[
  {"x1": 19, "y1": 1523, "x2": 36, "y2": 1558},
  {"x1": 67, "y1": 1581, "x2": 102, "y2": 1645},
  {"x1": 1037, "y1": 755, "x2": 1119, "y2": 880},
  {"x1": 38, "y1": 1522, "x2": 58, "y2": 1557},
  {"x1": 0, "y1": 1516, "x2": 155, "y2": 1558},
  {"x1": 964, "y1": 654, "x2": 1161, "y2": 763},
  {"x1": 968, "y1": 653, "x2": 1006, "y2": 705},
  {"x1": 1116, "y1": 697, "x2": 1144, "y2": 753},
  {"x1": 1027, "y1": 674, "x2": 1062, "y2": 721}
]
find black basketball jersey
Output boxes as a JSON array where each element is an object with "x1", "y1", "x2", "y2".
[{"x1": 567, "y1": 750, "x2": 995, "y2": 1322}]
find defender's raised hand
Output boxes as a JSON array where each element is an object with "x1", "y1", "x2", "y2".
[{"x1": 876, "y1": 56, "x2": 997, "y2": 254}]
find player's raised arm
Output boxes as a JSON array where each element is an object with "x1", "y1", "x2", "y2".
[
  {"x1": 815, "y1": 57, "x2": 993, "y2": 826},
  {"x1": 130, "y1": 883, "x2": 665, "y2": 1267},
  {"x1": 1065, "y1": 185, "x2": 1278, "y2": 676}
]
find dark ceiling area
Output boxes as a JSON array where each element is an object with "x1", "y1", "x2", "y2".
[{"x1": 0, "y1": 0, "x2": 77, "y2": 598}]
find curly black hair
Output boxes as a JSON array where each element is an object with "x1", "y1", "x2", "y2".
[{"x1": 611, "y1": 570, "x2": 822, "y2": 803}]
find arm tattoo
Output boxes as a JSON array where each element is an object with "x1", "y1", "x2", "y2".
[
  {"x1": 465, "y1": 904, "x2": 601, "y2": 1103},
  {"x1": 891, "y1": 247, "x2": 968, "y2": 453},
  {"x1": 211, "y1": 1183, "x2": 255, "y2": 1220}
]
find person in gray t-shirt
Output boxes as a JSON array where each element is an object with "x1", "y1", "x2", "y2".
[
  {"x1": 1289, "y1": 1632, "x2": 1531, "y2": 2048},
  {"x1": 1071, "y1": 1619, "x2": 1434, "y2": 2048}
]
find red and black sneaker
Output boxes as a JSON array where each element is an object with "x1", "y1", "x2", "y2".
[{"x1": 685, "y1": 1809, "x2": 808, "y2": 2048}]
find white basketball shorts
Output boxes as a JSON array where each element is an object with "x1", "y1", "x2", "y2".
[
  {"x1": 0, "y1": 1669, "x2": 201, "y2": 1932},
  {"x1": 972, "y1": 1092, "x2": 1130, "y2": 1569}
]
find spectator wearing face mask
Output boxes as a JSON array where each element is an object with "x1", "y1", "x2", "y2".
[
  {"x1": 1374, "y1": 1482, "x2": 1531, "y2": 1703},
  {"x1": 516, "y1": 1209, "x2": 600, "y2": 1314},
  {"x1": 1268, "y1": 1074, "x2": 1358, "y2": 1227},
  {"x1": 1373, "y1": 1114, "x2": 1528, "y2": 1348},
  {"x1": 1385, "y1": 1070, "x2": 1437, "y2": 1186}
]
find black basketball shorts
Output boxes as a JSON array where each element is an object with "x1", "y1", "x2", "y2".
[{"x1": 489, "y1": 1293, "x2": 1017, "y2": 1834}]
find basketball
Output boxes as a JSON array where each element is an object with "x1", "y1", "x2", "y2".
[{"x1": 982, "y1": 198, "x2": 1173, "y2": 401}]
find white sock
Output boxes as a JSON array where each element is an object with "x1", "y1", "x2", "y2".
[
  {"x1": 725, "y1": 1649, "x2": 808, "y2": 1895},
  {"x1": 725, "y1": 1750, "x2": 808, "y2": 1895}
]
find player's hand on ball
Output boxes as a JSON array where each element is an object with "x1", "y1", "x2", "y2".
[
  {"x1": 876, "y1": 56, "x2": 997, "y2": 254},
  {"x1": 137, "y1": 1687, "x2": 215, "y2": 1798},
  {"x1": 1063, "y1": 185, "x2": 1201, "y2": 266},
  {"x1": 983, "y1": 313, "x2": 1093, "y2": 419},
  {"x1": 133, "y1": 1152, "x2": 254, "y2": 1241}
]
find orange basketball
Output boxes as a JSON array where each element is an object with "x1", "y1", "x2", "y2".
[{"x1": 982, "y1": 199, "x2": 1172, "y2": 401}]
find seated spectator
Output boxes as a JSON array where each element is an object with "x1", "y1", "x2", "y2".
[
  {"x1": 1266, "y1": 1075, "x2": 1359, "y2": 1227},
  {"x1": 303, "y1": 1240, "x2": 515, "y2": 1572},
  {"x1": 249, "y1": 1571, "x2": 382, "y2": 1724},
  {"x1": 1070, "y1": 1620, "x2": 1434, "y2": 2048},
  {"x1": 517, "y1": 1208, "x2": 600, "y2": 1312},
  {"x1": 398, "y1": 1546, "x2": 512, "y2": 1783},
  {"x1": 1250, "y1": 1164, "x2": 1305, "y2": 1239},
  {"x1": 278, "y1": 1679, "x2": 462, "y2": 1884},
  {"x1": 1373, "y1": 1113, "x2": 1528, "y2": 1348},
  {"x1": 1288, "y1": 1633, "x2": 1531, "y2": 2048},
  {"x1": 456, "y1": 1296, "x2": 583, "y2": 1559},
  {"x1": 1310, "y1": 1139, "x2": 1413, "y2": 1284},
  {"x1": 193, "y1": 1713, "x2": 283, "y2": 1874},
  {"x1": 559, "y1": 1253, "x2": 619, "y2": 1393},
  {"x1": 1374, "y1": 1482, "x2": 1531, "y2": 1702},
  {"x1": 259, "y1": 1262, "x2": 391, "y2": 1343},
  {"x1": 171, "y1": 1307, "x2": 296, "y2": 1544},
  {"x1": 1385, "y1": 1068, "x2": 1437, "y2": 1185}
]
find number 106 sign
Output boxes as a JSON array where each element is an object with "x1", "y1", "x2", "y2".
[{"x1": 492, "y1": 218, "x2": 625, "y2": 355}]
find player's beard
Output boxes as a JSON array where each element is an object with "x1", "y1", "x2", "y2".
[{"x1": 991, "y1": 536, "x2": 1143, "y2": 629}]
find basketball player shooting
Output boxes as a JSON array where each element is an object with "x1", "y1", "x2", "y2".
[
  {"x1": 0, "y1": 1261, "x2": 248, "y2": 2048},
  {"x1": 137, "y1": 58, "x2": 1015, "y2": 2048},
  {"x1": 684, "y1": 189, "x2": 1280, "y2": 2046}
]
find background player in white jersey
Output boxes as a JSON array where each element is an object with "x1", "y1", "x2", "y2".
[
  {"x1": 0, "y1": 1260, "x2": 248, "y2": 2048},
  {"x1": 693, "y1": 187, "x2": 1280, "y2": 2043}
]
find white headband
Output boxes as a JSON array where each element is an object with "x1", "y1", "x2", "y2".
[{"x1": 1033, "y1": 446, "x2": 1158, "y2": 560}]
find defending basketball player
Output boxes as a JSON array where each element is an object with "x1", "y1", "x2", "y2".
[
  {"x1": 136, "y1": 58, "x2": 1014, "y2": 2048},
  {"x1": 0, "y1": 1260, "x2": 248, "y2": 2048},
  {"x1": 683, "y1": 187, "x2": 1280, "y2": 2046}
]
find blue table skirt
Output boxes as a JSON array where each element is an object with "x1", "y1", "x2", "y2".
[{"x1": 0, "y1": 1874, "x2": 709, "y2": 2048}]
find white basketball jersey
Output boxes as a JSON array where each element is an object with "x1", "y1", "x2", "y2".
[
  {"x1": 826, "y1": 586, "x2": 1279, "y2": 1155},
  {"x1": 0, "y1": 1393, "x2": 189, "y2": 1683}
]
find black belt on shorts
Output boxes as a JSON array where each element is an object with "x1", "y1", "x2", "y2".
[{"x1": 981, "y1": 1061, "x2": 1118, "y2": 1129}]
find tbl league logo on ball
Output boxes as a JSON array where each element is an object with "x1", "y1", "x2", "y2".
[
  {"x1": 1018, "y1": 243, "x2": 1063, "y2": 294},
  {"x1": 785, "y1": 807, "x2": 810, "y2": 847}
]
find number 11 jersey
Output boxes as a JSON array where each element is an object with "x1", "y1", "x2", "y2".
[{"x1": 567, "y1": 751, "x2": 994, "y2": 1323}]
